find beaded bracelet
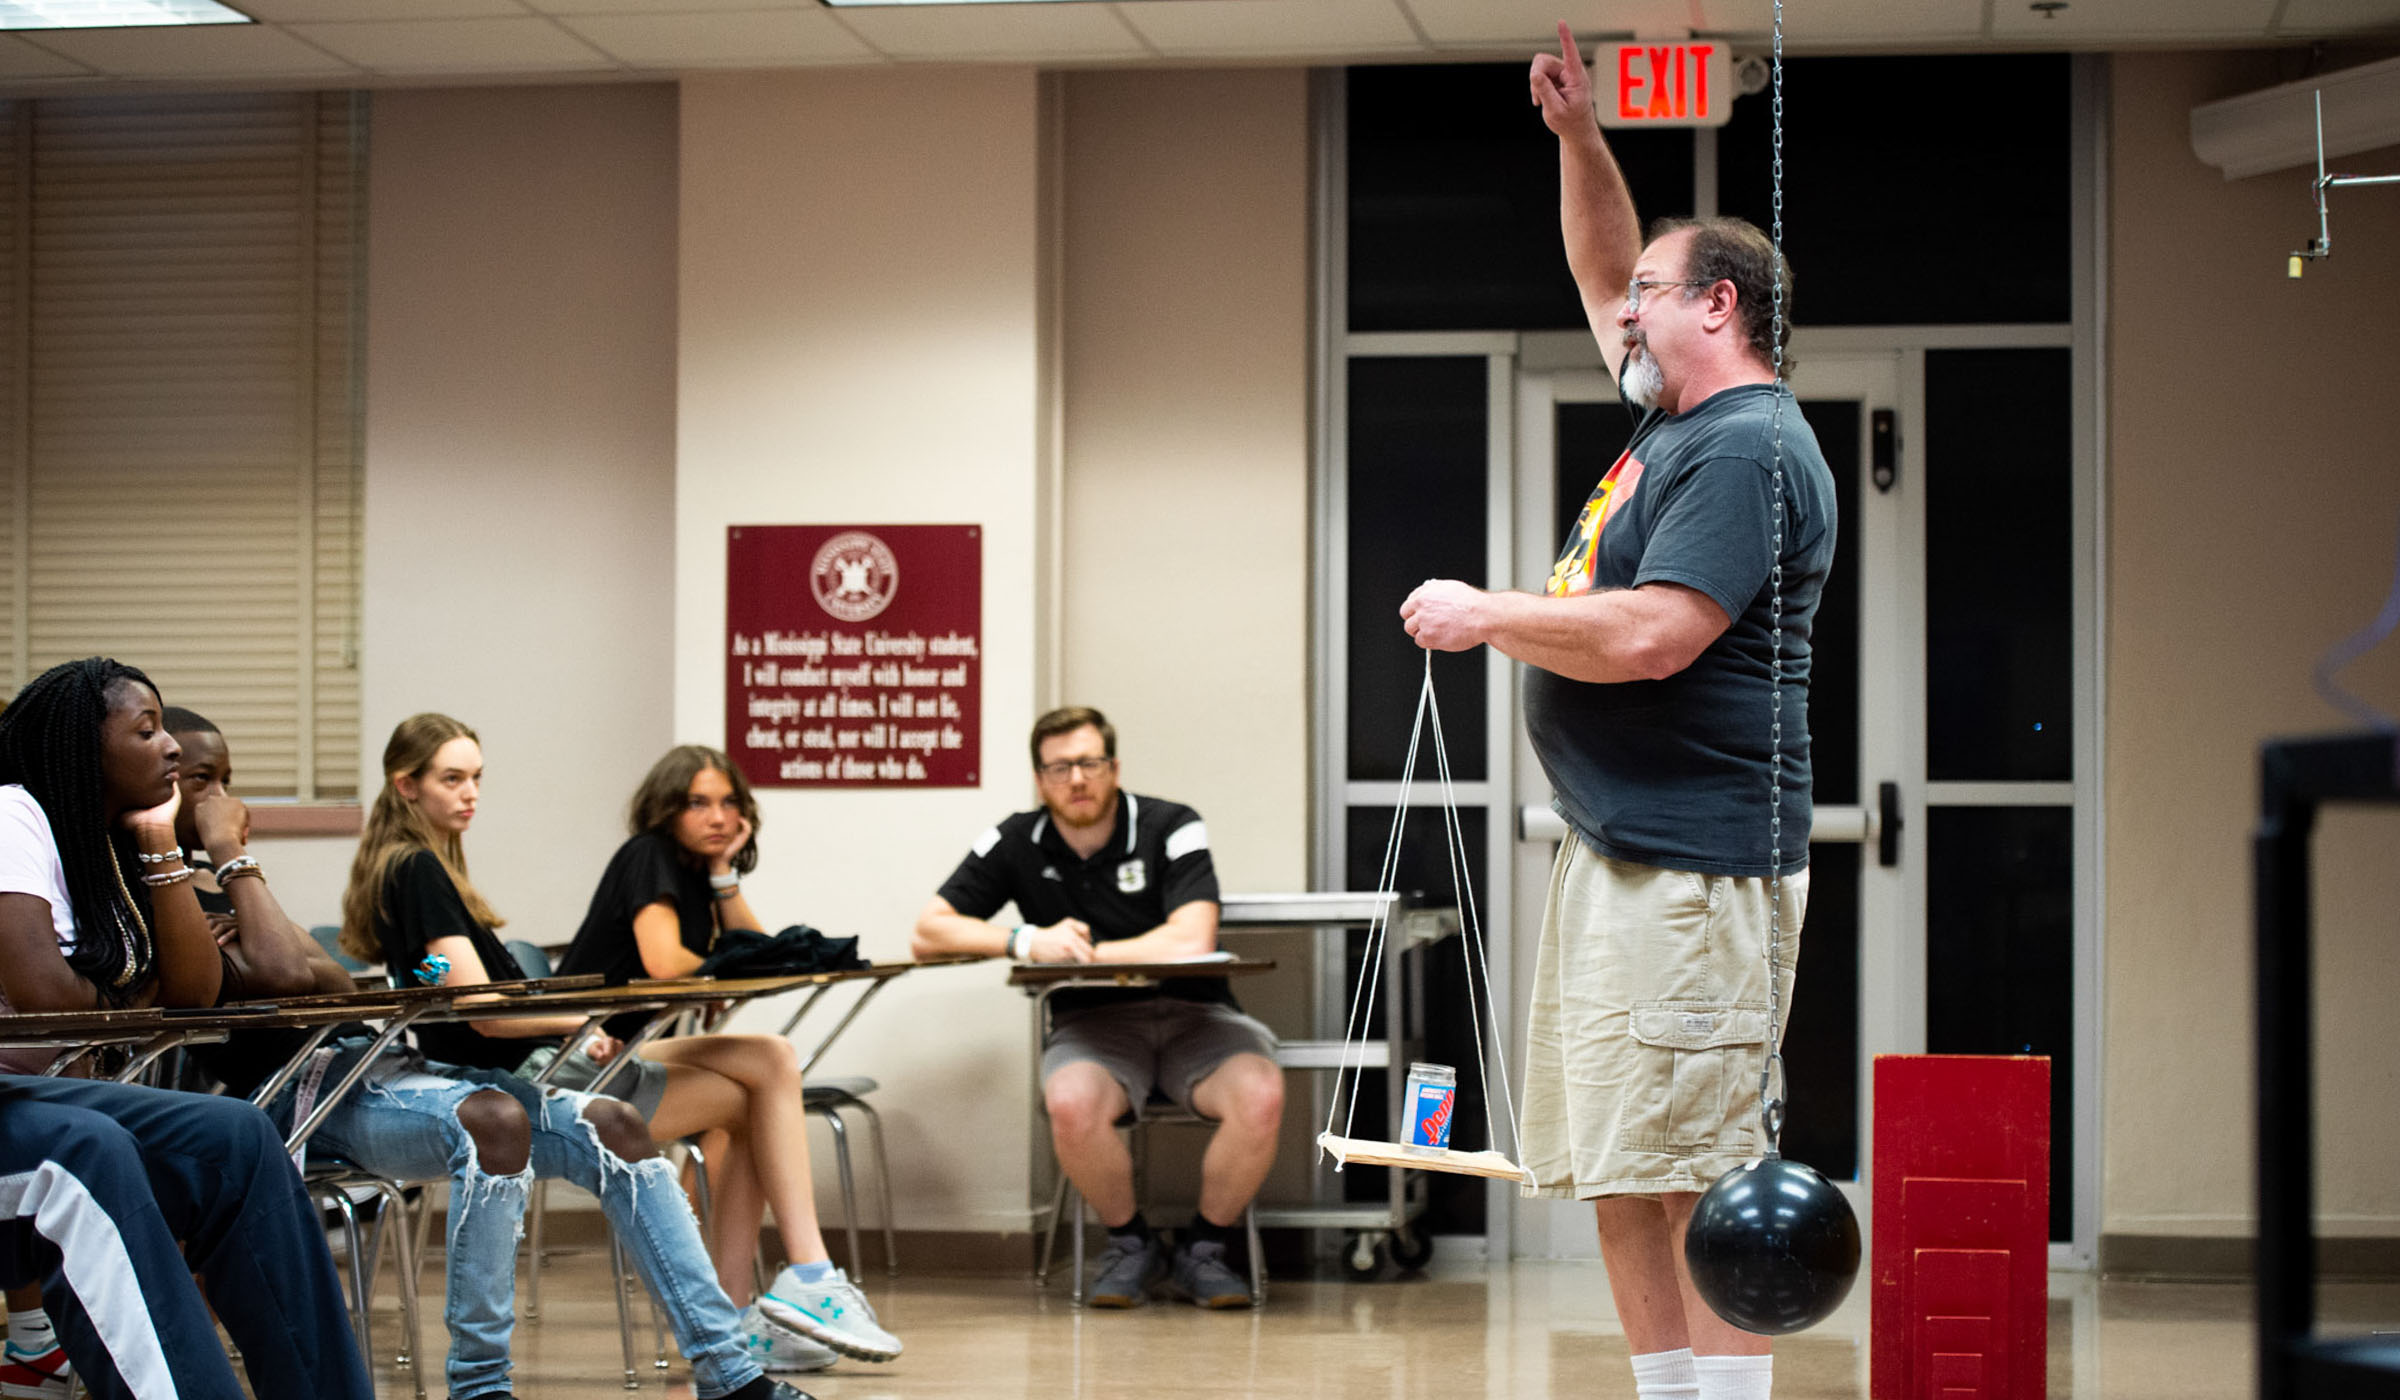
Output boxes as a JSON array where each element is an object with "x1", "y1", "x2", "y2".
[
  {"x1": 140, "y1": 865, "x2": 195, "y2": 888},
  {"x1": 136, "y1": 846, "x2": 184, "y2": 865},
  {"x1": 215, "y1": 855, "x2": 262, "y2": 884}
]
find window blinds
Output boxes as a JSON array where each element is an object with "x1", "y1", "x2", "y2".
[{"x1": 0, "y1": 91, "x2": 363, "y2": 801}]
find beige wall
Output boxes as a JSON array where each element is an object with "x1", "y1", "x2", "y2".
[
  {"x1": 1057, "y1": 69, "x2": 1312, "y2": 895},
  {"x1": 673, "y1": 68, "x2": 1048, "y2": 1234},
  {"x1": 2106, "y1": 51, "x2": 2400, "y2": 1239},
  {"x1": 1056, "y1": 68, "x2": 1316, "y2": 1208},
  {"x1": 256, "y1": 85, "x2": 680, "y2": 939}
]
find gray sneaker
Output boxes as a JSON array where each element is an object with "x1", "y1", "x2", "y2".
[
  {"x1": 757, "y1": 1265, "x2": 903, "y2": 1362},
  {"x1": 1085, "y1": 1232, "x2": 1165, "y2": 1308},
  {"x1": 1169, "y1": 1238, "x2": 1254, "y2": 1309},
  {"x1": 739, "y1": 1303, "x2": 838, "y2": 1373}
]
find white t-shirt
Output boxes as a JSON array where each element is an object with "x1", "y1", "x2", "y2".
[{"x1": 0, "y1": 782, "x2": 79, "y2": 1025}]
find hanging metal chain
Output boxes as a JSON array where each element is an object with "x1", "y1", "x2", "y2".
[{"x1": 1760, "y1": 0, "x2": 1790, "y2": 1153}]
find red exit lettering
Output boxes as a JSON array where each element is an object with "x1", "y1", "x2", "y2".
[{"x1": 1602, "y1": 42, "x2": 1731, "y2": 129}]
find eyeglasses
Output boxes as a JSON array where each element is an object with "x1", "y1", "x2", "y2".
[
  {"x1": 1036, "y1": 756, "x2": 1114, "y2": 781},
  {"x1": 1625, "y1": 278, "x2": 1713, "y2": 312}
]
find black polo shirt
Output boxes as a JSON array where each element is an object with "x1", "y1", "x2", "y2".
[{"x1": 936, "y1": 791, "x2": 1222, "y2": 1017}]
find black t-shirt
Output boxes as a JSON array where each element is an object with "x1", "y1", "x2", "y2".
[
  {"x1": 936, "y1": 792, "x2": 1222, "y2": 1017},
  {"x1": 375, "y1": 848, "x2": 528, "y2": 1072},
  {"x1": 1524, "y1": 377, "x2": 1837, "y2": 877},
  {"x1": 556, "y1": 829, "x2": 719, "y2": 1038}
]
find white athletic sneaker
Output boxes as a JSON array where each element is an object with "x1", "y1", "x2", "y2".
[
  {"x1": 739, "y1": 1304, "x2": 838, "y2": 1373},
  {"x1": 756, "y1": 1265, "x2": 903, "y2": 1363}
]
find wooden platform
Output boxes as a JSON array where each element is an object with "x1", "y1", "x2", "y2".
[{"x1": 1316, "y1": 1131, "x2": 1532, "y2": 1183}]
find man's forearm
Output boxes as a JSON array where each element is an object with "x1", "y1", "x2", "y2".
[
  {"x1": 912, "y1": 911, "x2": 1008, "y2": 959},
  {"x1": 1560, "y1": 130, "x2": 1642, "y2": 306},
  {"x1": 1088, "y1": 910, "x2": 1218, "y2": 964},
  {"x1": 1478, "y1": 589, "x2": 1682, "y2": 685}
]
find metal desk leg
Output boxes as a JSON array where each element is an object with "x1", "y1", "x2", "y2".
[
  {"x1": 608, "y1": 1232, "x2": 639, "y2": 1391},
  {"x1": 112, "y1": 1031, "x2": 189, "y2": 1084},
  {"x1": 821, "y1": 1108, "x2": 862, "y2": 1275},
  {"x1": 775, "y1": 985, "x2": 834, "y2": 1039},
  {"x1": 1035, "y1": 1171, "x2": 1070, "y2": 1283},
  {"x1": 798, "y1": 977, "x2": 897, "y2": 1076},
  {"x1": 851, "y1": 1095, "x2": 899, "y2": 1275}
]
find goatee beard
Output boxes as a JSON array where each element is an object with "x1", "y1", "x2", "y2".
[{"x1": 1623, "y1": 345, "x2": 1665, "y2": 410}]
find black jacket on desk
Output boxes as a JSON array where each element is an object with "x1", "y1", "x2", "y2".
[{"x1": 936, "y1": 791, "x2": 1223, "y2": 1018}]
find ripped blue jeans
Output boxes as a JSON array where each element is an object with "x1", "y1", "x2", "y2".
[{"x1": 264, "y1": 1044, "x2": 759, "y2": 1400}]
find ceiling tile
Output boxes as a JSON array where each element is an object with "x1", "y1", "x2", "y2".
[
  {"x1": 531, "y1": 0, "x2": 813, "y2": 13},
  {"x1": 0, "y1": 34, "x2": 92, "y2": 77},
  {"x1": 1697, "y1": 0, "x2": 1983, "y2": 42},
  {"x1": 833, "y1": 4, "x2": 1147, "y2": 62},
  {"x1": 24, "y1": 23, "x2": 361, "y2": 78},
  {"x1": 292, "y1": 16, "x2": 616, "y2": 71},
  {"x1": 562, "y1": 9, "x2": 880, "y2": 65},
  {"x1": 1117, "y1": 0, "x2": 1424, "y2": 58},
  {"x1": 2278, "y1": 0, "x2": 2400, "y2": 34},
  {"x1": 1405, "y1": 0, "x2": 1705, "y2": 47},
  {"x1": 1988, "y1": 0, "x2": 2278, "y2": 40},
  {"x1": 236, "y1": 0, "x2": 528, "y2": 19}
]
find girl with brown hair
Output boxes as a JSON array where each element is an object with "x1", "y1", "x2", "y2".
[{"x1": 555, "y1": 744, "x2": 900, "y2": 1367}]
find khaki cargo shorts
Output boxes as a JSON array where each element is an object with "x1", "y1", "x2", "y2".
[{"x1": 1519, "y1": 837, "x2": 1808, "y2": 1199}]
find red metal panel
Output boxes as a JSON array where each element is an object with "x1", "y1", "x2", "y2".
[{"x1": 1872, "y1": 1055, "x2": 2049, "y2": 1400}]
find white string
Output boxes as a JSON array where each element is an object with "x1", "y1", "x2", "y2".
[
  {"x1": 1324, "y1": 664, "x2": 1429, "y2": 1153},
  {"x1": 1322, "y1": 651, "x2": 1520, "y2": 1172},
  {"x1": 1420, "y1": 655, "x2": 1522, "y2": 1162}
]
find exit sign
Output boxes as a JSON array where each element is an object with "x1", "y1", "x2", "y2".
[{"x1": 1599, "y1": 42, "x2": 1732, "y2": 128}]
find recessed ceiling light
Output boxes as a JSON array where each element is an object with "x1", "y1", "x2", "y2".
[
  {"x1": 818, "y1": 0, "x2": 1118, "y2": 7},
  {"x1": 0, "y1": 0, "x2": 251, "y2": 29}
]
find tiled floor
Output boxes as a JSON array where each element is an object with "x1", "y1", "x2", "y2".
[{"x1": 352, "y1": 1247, "x2": 2400, "y2": 1399}]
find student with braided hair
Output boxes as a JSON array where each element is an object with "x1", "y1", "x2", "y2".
[
  {"x1": 0, "y1": 658, "x2": 221, "y2": 1040},
  {"x1": 0, "y1": 661, "x2": 350, "y2": 1400}
]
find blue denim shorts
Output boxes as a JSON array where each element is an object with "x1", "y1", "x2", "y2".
[{"x1": 514, "y1": 1042, "x2": 671, "y2": 1122}]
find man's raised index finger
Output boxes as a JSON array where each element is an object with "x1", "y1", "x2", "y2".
[{"x1": 1555, "y1": 21, "x2": 1585, "y2": 76}]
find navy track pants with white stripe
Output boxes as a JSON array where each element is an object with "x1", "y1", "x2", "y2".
[{"x1": 0, "y1": 1075, "x2": 373, "y2": 1400}]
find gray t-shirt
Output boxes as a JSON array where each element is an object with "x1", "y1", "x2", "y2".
[{"x1": 1523, "y1": 379, "x2": 1837, "y2": 878}]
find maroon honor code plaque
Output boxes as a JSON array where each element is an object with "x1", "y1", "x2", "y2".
[{"x1": 726, "y1": 525, "x2": 982, "y2": 788}]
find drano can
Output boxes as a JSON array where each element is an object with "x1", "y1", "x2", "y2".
[{"x1": 1402, "y1": 1062, "x2": 1457, "y2": 1153}]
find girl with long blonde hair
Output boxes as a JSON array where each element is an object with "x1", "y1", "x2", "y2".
[{"x1": 336, "y1": 713, "x2": 818, "y2": 1400}]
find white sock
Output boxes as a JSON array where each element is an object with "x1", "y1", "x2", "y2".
[
  {"x1": 1694, "y1": 1353, "x2": 1772, "y2": 1400},
  {"x1": 6, "y1": 1307, "x2": 54, "y2": 1351},
  {"x1": 1630, "y1": 1347, "x2": 1699, "y2": 1399}
]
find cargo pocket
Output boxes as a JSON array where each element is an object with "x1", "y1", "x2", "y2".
[{"x1": 1619, "y1": 1000, "x2": 1770, "y2": 1153}]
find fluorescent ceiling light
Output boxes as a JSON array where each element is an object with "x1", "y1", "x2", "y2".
[
  {"x1": 819, "y1": 0, "x2": 1115, "y2": 7},
  {"x1": 0, "y1": 0, "x2": 251, "y2": 28}
]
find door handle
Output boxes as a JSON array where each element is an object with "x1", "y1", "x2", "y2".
[{"x1": 1877, "y1": 780, "x2": 1902, "y2": 867}]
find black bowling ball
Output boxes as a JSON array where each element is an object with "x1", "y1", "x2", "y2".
[{"x1": 1683, "y1": 1153, "x2": 1861, "y2": 1335}]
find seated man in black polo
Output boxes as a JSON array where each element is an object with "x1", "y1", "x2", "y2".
[{"x1": 912, "y1": 705, "x2": 1282, "y2": 1309}]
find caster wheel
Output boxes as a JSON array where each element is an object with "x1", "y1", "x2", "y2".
[
  {"x1": 1343, "y1": 1230, "x2": 1387, "y2": 1280},
  {"x1": 1389, "y1": 1228, "x2": 1435, "y2": 1272}
]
